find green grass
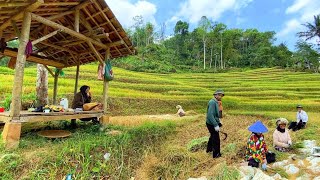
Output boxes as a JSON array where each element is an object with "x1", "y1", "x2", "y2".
[
  {"x1": 0, "y1": 121, "x2": 176, "y2": 179},
  {"x1": 1, "y1": 65, "x2": 320, "y2": 178},
  {"x1": 2, "y1": 65, "x2": 320, "y2": 117}
]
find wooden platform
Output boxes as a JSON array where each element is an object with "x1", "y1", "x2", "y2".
[{"x1": 0, "y1": 110, "x2": 103, "y2": 123}]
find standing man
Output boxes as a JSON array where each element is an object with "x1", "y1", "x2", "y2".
[
  {"x1": 206, "y1": 89, "x2": 224, "y2": 158},
  {"x1": 289, "y1": 105, "x2": 308, "y2": 131}
]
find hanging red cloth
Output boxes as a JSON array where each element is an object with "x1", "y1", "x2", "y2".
[{"x1": 25, "y1": 40, "x2": 33, "y2": 57}]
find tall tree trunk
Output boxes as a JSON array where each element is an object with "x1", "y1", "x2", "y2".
[
  {"x1": 203, "y1": 40, "x2": 206, "y2": 69},
  {"x1": 210, "y1": 48, "x2": 213, "y2": 68},
  {"x1": 220, "y1": 34, "x2": 223, "y2": 69},
  {"x1": 36, "y1": 64, "x2": 48, "y2": 106}
]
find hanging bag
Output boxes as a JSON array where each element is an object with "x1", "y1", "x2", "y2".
[{"x1": 104, "y1": 59, "x2": 114, "y2": 81}]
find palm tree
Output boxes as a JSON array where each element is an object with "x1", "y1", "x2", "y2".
[{"x1": 298, "y1": 14, "x2": 320, "y2": 44}]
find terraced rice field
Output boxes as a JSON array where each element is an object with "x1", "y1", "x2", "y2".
[{"x1": 1, "y1": 64, "x2": 320, "y2": 119}]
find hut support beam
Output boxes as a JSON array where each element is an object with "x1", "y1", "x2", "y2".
[
  {"x1": 53, "y1": 69, "x2": 60, "y2": 104},
  {"x1": 31, "y1": 13, "x2": 108, "y2": 49},
  {"x1": 71, "y1": 63, "x2": 80, "y2": 127},
  {"x1": 44, "y1": 65, "x2": 54, "y2": 77},
  {"x1": 2, "y1": 122, "x2": 22, "y2": 149},
  {"x1": 10, "y1": 11, "x2": 31, "y2": 117},
  {"x1": 11, "y1": 20, "x2": 20, "y2": 38},
  {"x1": 0, "y1": 0, "x2": 43, "y2": 31},
  {"x1": 32, "y1": 30, "x2": 60, "y2": 45},
  {"x1": 100, "y1": 48, "x2": 110, "y2": 125},
  {"x1": 87, "y1": 42, "x2": 104, "y2": 64},
  {"x1": 103, "y1": 48, "x2": 110, "y2": 113},
  {"x1": 4, "y1": 11, "x2": 31, "y2": 149}
]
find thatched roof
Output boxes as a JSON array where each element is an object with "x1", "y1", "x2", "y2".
[{"x1": 0, "y1": 0, "x2": 134, "y2": 68}]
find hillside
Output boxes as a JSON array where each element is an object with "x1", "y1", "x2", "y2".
[
  {"x1": 1, "y1": 65, "x2": 320, "y2": 119},
  {"x1": 1, "y1": 65, "x2": 320, "y2": 179}
]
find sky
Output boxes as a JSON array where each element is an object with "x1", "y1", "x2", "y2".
[{"x1": 105, "y1": 0, "x2": 320, "y2": 51}]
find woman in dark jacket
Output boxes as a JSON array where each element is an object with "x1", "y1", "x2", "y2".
[
  {"x1": 72, "y1": 85, "x2": 98, "y2": 123},
  {"x1": 72, "y1": 85, "x2": 92, "y2": 109}
]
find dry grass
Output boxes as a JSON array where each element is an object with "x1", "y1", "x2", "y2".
[
  {"x1": 133, "y1": 112, "x2": 320, "y2": 179},
  {"x1": 133, "y1": 114, "x2": 273, "y2": 179},
  {"x1": 108, "y1": 113, "x2": 198, "y2": 127}
]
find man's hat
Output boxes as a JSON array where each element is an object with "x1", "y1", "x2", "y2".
[
  {"x1": 248, "y1": 120, "x2": 268, "y2": 133},
  {"x1": 213, "y1": 89, "x2": 224, "y2": 96},
  {"x1": 296, "y1": 105, "x2": 303, "y2": 108}
]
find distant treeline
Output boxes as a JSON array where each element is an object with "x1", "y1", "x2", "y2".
[{"x1": 113, "y1": 15, "x2": 319, "y2": 73}]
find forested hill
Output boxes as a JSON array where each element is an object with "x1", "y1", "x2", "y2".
[
  {"x1": 113, "y1": 16, "x2": 319, "y2": 73},
  {"x1": 1, "y1": 16, "x2": 319, "y2": 73}
]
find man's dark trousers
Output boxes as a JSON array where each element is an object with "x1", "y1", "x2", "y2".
[{"x1": 206, "y1": 123, "x2": 221, "y2": 157}]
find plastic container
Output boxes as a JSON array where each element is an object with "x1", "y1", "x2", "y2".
[{"x1": 60, "y1": 98, "x2": 68, "y2": 109}]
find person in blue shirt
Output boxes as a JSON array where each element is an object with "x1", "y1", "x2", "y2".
[{"x1": 206, "y1": 89, "x2": 224, "y2": 158}]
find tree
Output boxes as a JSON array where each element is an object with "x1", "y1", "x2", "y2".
[
  {"x1": 174, "y1": 20, "x2": 189, "y2": 35},
  {"x1": 145, "y1": 22, "x2": 154, "y2": 45},
  {"x1": 198, "y1": 16, "x2": 211, "y2": 69},
  {"x1": 298, "y1": 14, "x2": 320, "y2": 45},
  {"x1": 132, "y1": 15, "x2": 144, "y2": 47},
  {"x1": 294, "y1": 40, "x2": 319, "y2": 71}
]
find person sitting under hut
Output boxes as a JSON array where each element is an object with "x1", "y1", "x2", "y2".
[
  {"x1": 245, "y1": 120, "x2": 268, "y2": 171},
  {"x1": 72, "y1": 85, "x2": 100, "y2": 123},
  {"x1": 176, "y1": 105, "x2": 186, "y2": 117},
  {"x1": 288, "y1": 105, "x2": 308, "y2": 131},
  {"x1": 273, "y1": 118, "x2": 292, "y2": 152}
]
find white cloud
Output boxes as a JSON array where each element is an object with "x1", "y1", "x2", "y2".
[
  {"x1": 285, "y1": 0, "x2": 311, "y2": 14},
  {"x1": 171, "y1": 0, "x2": 253, "y2": 24},
  {"x1": 277, "y1": 0, "x2": 320, "y2": 39},
  {"x1": 236, "y1": 17, "x2": 247, "y2": 25},
  {"x1": 277, "y1": 19, "x2": 301, "y2": 37},
  {"x1": 105, "y1": 0, "x2": 157, "y2": 28}
]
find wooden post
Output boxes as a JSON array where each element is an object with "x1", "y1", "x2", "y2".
[
  {"x1": 71, "y1": 13, "x2": 80, "y2": 127},
  {"x1": 4, "y1": 11, "x2": 31, "y2": 149},
  {"x1": 74, "y1": 64, "x2": 80, "y2": 95},
  {"x1": 53, "y1": 69, "x2": 59, "y2": 104},
  {"x1": 103, "y1": 48, "x2": 110, "y2": 113},
  {"x1": 10, "y1": 11, "x2": 31, "y2": 118},
  {"x1": 2, "y1": 122, "x2": 22, "y2": 149},
  {"x1": 100, "y1": 48, "x2": 110, "y2": 125}
]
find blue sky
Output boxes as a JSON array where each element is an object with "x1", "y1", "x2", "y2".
[{"x1": 105, "y1": 0, "x2": 320, "y2": 51}]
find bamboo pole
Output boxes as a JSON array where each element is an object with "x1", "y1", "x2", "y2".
[
  {"x1": 43, "y1": 65, "x2": 54, "y2": 77},
  {"x1": 74, "y1": 64, "x2": 80, "y2": 95},
  {"x1": 3, "y1": 48, "x2": 65, "y2": 68},
  {"x1": 10, "y1": 11, "x2": 31, "y2": 118},
  {"x1": 0, "y1": 2, "x2": 29, "y2": 8},
  {"x1": 74, "y1": 9, "x2": 80, "y2": 33},
  {"x1": 32, "y1": 29, "x2": 60, "y2": 45},
  {"x1": 53, "y1": 69, "x2": 59, "y2": 104},
  {"x1": 0, "y1": 0, "x2": 43, "y2": 31},
  {"x1": 87, "y1": 42, "x2": 104, "y2": 64},
  {"x1": 102, "y1": 48, "x2": 110, "y2": 113},
  {"x1": 11, "y1": 20, "x2": 21, "y2": 38},
  {"x1": 41, "y1": 2, "x2": 79, "y2": 6},
  {"x1": 31, "y1": 13, "x2": 108, "y2": 49}
]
